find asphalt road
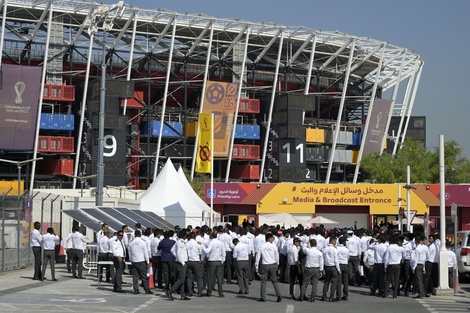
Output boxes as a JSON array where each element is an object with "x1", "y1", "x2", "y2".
[{"x1": 0, "y1": 264, "x2": 467, "y2": 313}]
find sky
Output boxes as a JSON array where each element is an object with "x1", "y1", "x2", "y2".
[{"x1": 105, "y1": 0, "x2": 470, "y2": 158}]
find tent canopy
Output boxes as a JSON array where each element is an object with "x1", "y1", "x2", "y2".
[{"x1": 139, "y1": 158, "x2": 211, "y2": 227}]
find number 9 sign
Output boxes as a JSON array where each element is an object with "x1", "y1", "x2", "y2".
[{"x1": 103, "y1": 135, "x2": 117, "y2": 157}]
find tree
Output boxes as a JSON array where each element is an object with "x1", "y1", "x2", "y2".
[
  {"x1": 428, "y1": 140, "x2": 470, "y2": 183},
  {"x1": 360, "y1": 138, "x2": 433, "y2": 183}
]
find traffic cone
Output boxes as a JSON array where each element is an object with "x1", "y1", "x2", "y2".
[
  {"x1": 148, "y1": 263, "x2": 155, "y2": 289},
  {"x1": 59, "y1": 238, "x2": 65, "y2": 255}
]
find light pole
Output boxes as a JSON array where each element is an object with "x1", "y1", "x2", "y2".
[
  {"x1": 402, "y1": 165, "x2": 416, "y2": 232},
  {"x1": 65, "y1": 174, "x2": 97, "y2": 197},
  {"x1": 0, "y1": 157, "x2": 43, "y2": 269}
]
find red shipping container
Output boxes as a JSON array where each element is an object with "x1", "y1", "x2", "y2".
[
  {"x1": 229, "y1": 165, "x2": 260, "y2": 180},
  {"x1": 232, "y1": 144, "x2": 260, "y2": 160},
  {"x1": 38, "y1": 159, "x2": 74, "y2": 175}
]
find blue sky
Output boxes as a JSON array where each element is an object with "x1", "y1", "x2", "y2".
[{"x1": 107, "y1": 0, "x2": 470, "y2": 157}]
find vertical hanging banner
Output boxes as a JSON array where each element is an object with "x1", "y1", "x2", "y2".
[
  {"x1": 201, "y1": 81, "x2": 239, "y2": 157},
  {"x1": 195, "y1": 113, "x2": 212, "y2": 173},
  {"x1": 0, "y1": 64, "x2": 42, "y2": 151},
  {"x1": 362, "y1": 98, "x2": 393, "y2": 156}
]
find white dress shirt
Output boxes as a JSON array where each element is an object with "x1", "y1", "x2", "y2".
[
  {"x1": 42, "y1": 233, "x2": 59, "y2": 250},
  {"x1": 447, "y1": 250, "x2": 457, "y2": 269},
  {"x1": 369, "y1": 242, "x2": 387, "y2": 264},
  {"x1": 107, "y1": 236, "x2": 116, "y2": 253},
  {"x1": 233, "y1": 242, "x2": 250, "y2": 261},
  {"x1": 322, "y1": 244, "x2": 340, "y2": 272},
  {"x1": 428, "y1": 242, "x2": 439, "y2": 263},
  {"x1": 201, "y1": 238, "x2": 225, "y2": 262},
  {"x1": 218, "y1": 232, "x2": 234, "y2": 252},
  {"x1": 303, "y1": 246, "x2": 324, "y2": 270},
  {"x1": 239, "y1": 235, "x2": 255, "y2": 256},
  {"x1": 30, "y1": 229, "x2": 42, "y2": 247},
  {"x1": 70, "y1": 231, "x2": 86, "y2": 250},
  {"x1": 411, "y1": 244, "x2": 429, "y2": 270},
  {"x1": 129, "y1": 237, "x2": 149, "y2": 263},
  {"x1": 337, "y1": 244, "x2": 350, "y2": 265},
  {"x1": 150, "y1": 236, "x2": 162, "y2": 257},
  {"x1": 346, "y1": 235, "x2": 361, "y2": 256},
  {"x1": 186, "y1": 239, "x2": 202, "y2": 262},
  {"x1": 113, "y1": 238, "x2": 126, "y2": 258},
  {"x1": 255, "y1": 241, "x2": 279, "y2": 269},
  {"x1": 171, "y1": 238, "x2": 189, "y2": 264},
  {"x1": 384, "y1": 244, "x2": 405, "y2": 267},
  {"x1": 97, "y1": 235, "x2": 109, "y2": 254},
  {"x1": 287, "y1": 245, "x2": 299, "y2": 266}
]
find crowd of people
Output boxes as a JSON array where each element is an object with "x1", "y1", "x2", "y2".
[{"x1": 30, "y1": 220, "x2": 458, "y2": 303}]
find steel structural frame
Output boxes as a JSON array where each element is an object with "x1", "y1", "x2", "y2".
[{"x1": 0, "y1": 0, "x2": 424, "y2": 185}]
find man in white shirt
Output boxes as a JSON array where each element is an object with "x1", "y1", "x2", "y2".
[
  {"x1": 277, "y1": 230, "x2": 290, "y2": 283},
  {"x1": 322, "y1": 236, "x2": 340, "y2": 302},
  {"x1": 186, "y1": 231, "x2": 203, "y2": 297},
  {"x1": 299, "y1": 238, "x2": 324, "y2": 302},
  {"x1": 199, "y1": 231, "x2": 225, "y2": 297},
  {"x1": 337, "y1": 236, "x2": 350, "y2": 300},
  {"x1": 41, "y1": 227, "x2": 59, "y2": 281},
  {"x1": 218, "y1": 227, "x2": 234, "y2": 284},
  {"x1": 69, "y1": 225, "x2": 87, "y2": 279},
  {"x1": 346, "y1": 230, "x2": 362, "y2": 286},
  {"x1": 446, "y1": 240, "x2": 457, "y2": 288},
  {"x1": 233, "y1": 237, "x2": 250, "y2": 295},
  {"x1": 167, "y1": 229, "x2": 190, "y2": 300},
  {"x1": 112, "y1": 230, "x2": 127, "y2": 293},
  {"x1": 369, "y1": 235, "x2": 387, "y2": 297},
  {"x1": 30, "y1": 221, "x2": 43, "y2": 280},
  {"x1": 383, "y1": 235, "x2": 406, "y2": 298},
  {"x1": 287, "y1": 238, "x2": 302, "y2": 300},
  {"x1": 255, "y1": 233, "x2": 283, "y2": 303},
  {"x1": 97, "y1": 223, "x2": 108, "y2": 243},
  {"x1": 97, "y1": 230, "x2": 111, "y2": 283},
  {"x1": 63, "y1": 228, "x2": 74, "y2": 273},
  {"x1": 129, "y1": 230, "x2": 153, "y2": 295},
  {"x1": 401, "y1": 233, "x2": 415, "y2": 296},
  {"x1": 150, "y1": 229, "x2": 163, "y2": 289},
  {"x1": 411, "y1": 235, "x2": 429, "y2": 298}
]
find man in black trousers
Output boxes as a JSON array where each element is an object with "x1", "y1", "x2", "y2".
[{"x1": 30, "y1": 221, "x2": 43, "y2": 280}]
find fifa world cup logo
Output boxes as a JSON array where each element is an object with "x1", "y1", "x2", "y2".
[{"x1": 14, "y1": 81, "x2": 26, "y2": 104}]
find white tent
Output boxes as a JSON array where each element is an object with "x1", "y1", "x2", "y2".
[{"x1": 139, "y1": 158, "x2": 211, "y2": 227}]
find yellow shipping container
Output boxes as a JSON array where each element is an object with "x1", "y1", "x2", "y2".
[
  {"x1": 0, "y1": 180, "x2": 24, "y2": 196},
  {"x1": 352, "y1": 150, "x2": 359, "y2": 163},
  {"x1": 185, "y1": 121, "x2": 198, "y2": 138},
  {"x1": 305, "y1": 128, "x2": 325, "y2": 143}
]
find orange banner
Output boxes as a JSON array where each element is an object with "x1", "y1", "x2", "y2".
[{"x1": 202, "y1": 81, "x2": 239, "y2": 157}]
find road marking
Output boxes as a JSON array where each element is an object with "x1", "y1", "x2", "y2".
[
  {"x1": 50, "y1": 298, "x2": 106, "y2": 304},
  {"x1": 286, "y1": 304, "x2": 294, "y2": 313}
]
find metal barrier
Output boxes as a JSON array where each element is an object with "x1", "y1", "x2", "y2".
[{"x1": 83, "y1": 244, "x2": 98, "y2": 273}]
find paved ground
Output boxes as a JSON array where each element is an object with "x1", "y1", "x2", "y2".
[{"x1": 0, "y1": 263, "x2": 468, "y2": 313}]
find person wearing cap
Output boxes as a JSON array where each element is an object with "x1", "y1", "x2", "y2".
[
  {"x1": 30, "y1": 221, "x2": 43, "y2": 280},
  {"x1": 337, "y1": 236, "x2": 350, "y2": 300},
  {"x1": 298, "y1": 238, "x2": 324, "y2": 302},
  {"x1": 321, "y1": 236, "x2": 340, "y2": 302},
  {"x1": 255, "y1": 233, "x2": 283, "y2": 303},
  {"x1": 346, "y1": 229, "x2": 362, "y2": 287},
  {"x1": 41, "y1": 227, "x2": 59, "y2": 281},
  {"x1": 287, "y1": 238, "x2": 302, "y2": 300}
]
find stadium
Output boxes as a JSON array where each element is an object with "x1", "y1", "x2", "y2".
[{"x1": 0, "y1": 0, "x2": 424, "y2": 191}]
